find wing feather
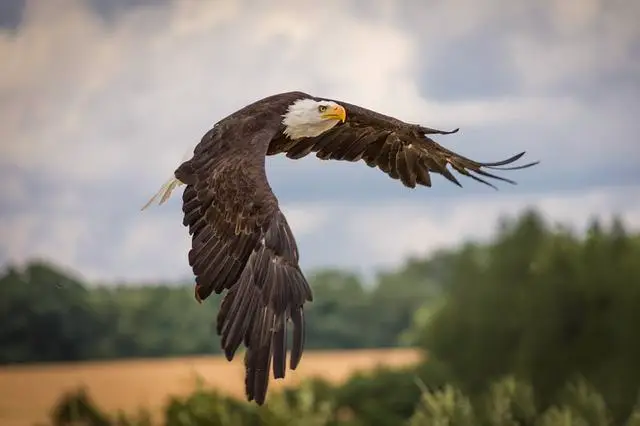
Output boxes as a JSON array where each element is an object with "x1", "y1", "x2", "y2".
[
  {"x1": 415, "y1": 159, "x2": 433, "y2": 187},
  {"x1": 269, "y1": 100, "x2": 539, "y2": 189},
  {"x1": 175, "y1": 126, "x2": 313, "y2": 406}
]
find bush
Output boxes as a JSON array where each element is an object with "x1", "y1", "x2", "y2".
[
  {"x1": 163, "y1": 383, "x2": 258, "y2": 426},
  {"x1": 47, "y1": 375, "x2": 640, "y2": 426},
  {"x1": 50, "y1": 387, "x2": 112, "y2": 426},
  {"x1": 409, "y1": 384, "x2": 476, "y2": 426}
]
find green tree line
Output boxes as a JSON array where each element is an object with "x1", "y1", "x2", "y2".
[
  {"x1": 49, "y1": 374, "x2": 640, "y2": 426},
  {"x1": 0, "y1": 242, "x2": 439, "y2": 363}
]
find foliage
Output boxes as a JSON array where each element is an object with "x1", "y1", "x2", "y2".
[
  {"x1": 331, "y1": 365, "x2": 426, "y2": 426},
  {"x1": 161, "y1": 383, "x2": 258, "y2": 426},
  {"x1": 409, "y1": 384, "x2": 476, "y2": 426},
  {"x1": 0, "y1": 263, "x2": 439, "y2": 364},
  {"x1": 0, "y1": 263, "x2": 105, "y2": 363},
  {"x1": 50, "y1": 387, "x2": 112, "y2": 426},
  {"x1": 417, "y1": 210, "x2": 640, "y2": 423},
  {"x1": 256, "y1": 380, "x2": 335, "y2": 426},
  {"x1": 408, "y1": 375, "x2": 640, "y2": 426},
  {"x1": 47, "y1": 375, "x2": 640, "y2": 426},
  {"x1": 482, "y1": 376, "x2": 537, "y2": 426}
]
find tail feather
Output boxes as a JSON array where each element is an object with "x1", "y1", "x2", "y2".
[{"x1": 141, "y1": 175, "x2": 184, "y2": 211}]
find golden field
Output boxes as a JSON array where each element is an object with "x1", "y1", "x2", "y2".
[{"x1": 0, "y1": 348, "x2": 421, "y2": 426}]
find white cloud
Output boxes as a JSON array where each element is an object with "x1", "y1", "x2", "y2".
[
  {"x1": 279, "y1": 203, "x2": 331, "y2": 237},
  {"x1": 3, "y1": 185, "x2": 638, "y2": 283},
  {"x1": 0, "y1": 172, "x2": 28, "y2": 206},
  {"x1": 296, "y1": 185, "x2": 640, "y2": 278},
  {"x1": 0, "y1": 212, "x2": 90, "y2": 275},
  {"x1": 507, "y1": 0, "x2": 640, "y2": 91},
  {"x1": 106, "y1": 209, "x2": 191, "y2": 283},
  {"x1": 2, "y1": 0, "x2": 622, "y2": 186}
]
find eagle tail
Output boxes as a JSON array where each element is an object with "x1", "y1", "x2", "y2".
[{"x1": 141, "y1": 175, "x2": 184, "y2": 211}]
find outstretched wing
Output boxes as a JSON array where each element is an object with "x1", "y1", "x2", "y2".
[
  {"x1": 269, "y1": 100, "x2": 539, "y2": 189},
  {"x1": 175, "y1": 129, "x2": 312, "y2": 405}
]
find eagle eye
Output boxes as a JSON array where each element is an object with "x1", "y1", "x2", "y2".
[{"x1": 318, "y1": 105, "x2": 327, "y2": 113}]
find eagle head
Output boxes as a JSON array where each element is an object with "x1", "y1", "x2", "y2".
[{"x1": 282, "y1": 98, "x2": 346, "y2": 140}]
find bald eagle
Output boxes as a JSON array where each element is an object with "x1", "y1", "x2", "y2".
[{"x1": 142, "y1": 91, "x2": 538, "y2": 405}]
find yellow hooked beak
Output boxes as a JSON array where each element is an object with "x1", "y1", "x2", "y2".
[{"x1": 322, "y1": 105, "x2": 347, "y2": 123}]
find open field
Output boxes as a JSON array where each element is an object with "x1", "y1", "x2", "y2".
[{"x1": 0, "y1": 348, "x2": 421, "y2": 426}]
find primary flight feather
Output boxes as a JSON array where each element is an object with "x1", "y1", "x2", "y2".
[{"x1": 142, "y1": 91, "x2": 539, "y2": 405}]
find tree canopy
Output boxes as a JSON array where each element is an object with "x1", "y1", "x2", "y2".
[{"x1": 0, "y1": 247, "x2": 440, "y2": 363}]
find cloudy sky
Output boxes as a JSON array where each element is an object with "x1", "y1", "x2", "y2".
[{"x1": 1, "y1": 0, "x2": 639, "y2": 284}]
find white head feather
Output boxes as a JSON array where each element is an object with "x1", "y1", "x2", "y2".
[{"x1": 282, "y1": 98, "x2": 346, "y2": 140}]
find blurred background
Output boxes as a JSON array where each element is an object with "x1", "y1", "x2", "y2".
[{"x1": 1, "y1": 0, "x2": 639, "y2": 425}]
